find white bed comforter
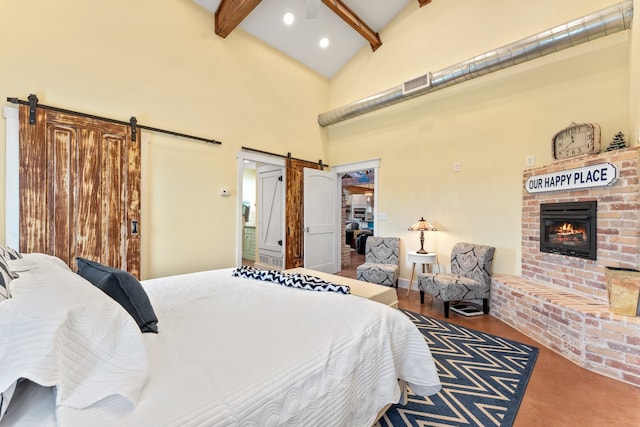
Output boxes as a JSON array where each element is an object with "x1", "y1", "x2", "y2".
[
  {"x1": 0, "y1": 254, "x2": 149, "y2": 411},
  {"x1": 48, "y1": 268, "x2": 440, "y2": 426}
]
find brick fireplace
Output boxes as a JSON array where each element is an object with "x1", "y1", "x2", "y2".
[
  {"x1": 521, "y1": 147, "x2": 640, "y2": 299},
  {"x1": 491, "y1": 147, "x2": 640, "y2": 387}
]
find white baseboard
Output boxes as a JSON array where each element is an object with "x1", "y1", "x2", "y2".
[{"x1": 397, "y1": 278, "x2": 410, "y2": 289}]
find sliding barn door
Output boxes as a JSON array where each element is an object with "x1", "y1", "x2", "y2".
[
  {"x1": 256, "y1": 164, "x2": 284, "y2": 268},
  {"x1": 19, "y1": 105, "x2": 141, "y2": 277},
  {"x1": 285, "y1": 159, "x2": 321, "y2": 269}
]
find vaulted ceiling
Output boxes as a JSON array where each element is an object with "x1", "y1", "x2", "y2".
[{"x1": 192, "y1": 0, "x2": 431, "y2": 78}]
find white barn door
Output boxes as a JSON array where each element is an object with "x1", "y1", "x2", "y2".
[
  {"x1": 257, "y1": 165, "x2": 284, "y2": 268},
  {"x1": 303, "y1": 168, "x2": 338, "y2": 273}
]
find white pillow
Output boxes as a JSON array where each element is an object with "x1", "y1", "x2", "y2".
[
  {"x1": 0, "y1": 244, "x2": 21, "y2": 261},
  {"x1": 7, "y1": 258, "x2": 38, "y2": 273},
  {"x1": 0, "y1": 253, "x2": 150, "y2": 409},
  {"x1": 0, "y1": 254, "x2": 16, "y2": 301}
]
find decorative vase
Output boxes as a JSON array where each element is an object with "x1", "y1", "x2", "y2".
[{"x1": 604, "y1": 267, "x2": 640, "y2": 316}]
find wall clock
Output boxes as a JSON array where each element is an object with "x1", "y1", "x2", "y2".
[{"x1": 551, "y1": 122, "x2": 601, "y2": 160}]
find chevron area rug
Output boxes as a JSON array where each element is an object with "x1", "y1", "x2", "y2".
[{"x1": 379, "y1": 310, "x2": 539, "y2": 427}]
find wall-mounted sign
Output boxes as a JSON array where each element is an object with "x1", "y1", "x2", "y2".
[{"x1": 525, "y1": 162, "x2": 618, "y2": 193}]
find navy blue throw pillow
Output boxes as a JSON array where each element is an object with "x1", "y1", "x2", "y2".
[{"x1": 76, "y1": 258, "x2": 158, "y2": 333}]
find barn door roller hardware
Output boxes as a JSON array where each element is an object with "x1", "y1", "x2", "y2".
[
  {"x1": 7, "y1": 95, "x2": 222, "y2": 145},
  {"x1": 28, "y1": 94, "x2": 38, "y2": 124}
]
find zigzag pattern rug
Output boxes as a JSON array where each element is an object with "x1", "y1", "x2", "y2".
[{"x1": 379, "y1": 310, "x2": 538, "y2": 427}]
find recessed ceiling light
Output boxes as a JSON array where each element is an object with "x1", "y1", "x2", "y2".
[
  {"x1": 283, "y1": 12, "x2": 294, "y2": 26},
  {"x1": 319, "y1": 37, "x2": 330, "y2": 49}
]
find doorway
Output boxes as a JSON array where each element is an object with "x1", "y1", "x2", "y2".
[
  {"x1": 331, "y1": 159, "x2": 380, "y2": 271},
  {"x1": 237, "y1": 152, "x2": 285, "y2": 269},
  {"x1": 236, "y1": 154, "x2": 379, "y2": 273},
  {"x1": 342, "y1": 169, "x2": 375, "y2": 243},
  {"x1": 241, "y1": 165, "x2": 257, "y2": 266}
]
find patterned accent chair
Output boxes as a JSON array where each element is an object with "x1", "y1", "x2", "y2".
[
  {"x1": 417, "y1": 242, "x2": 495, "y2": 318},
  {"x1": 356, "y1": 237, "x2": 400, "y2": 287}
]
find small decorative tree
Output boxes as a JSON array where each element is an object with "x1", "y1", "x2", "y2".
[{"x1": 605, "y1": 131, "x2": 627, "y2": 151}]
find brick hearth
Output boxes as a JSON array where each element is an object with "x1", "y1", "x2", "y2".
[{"x1": 491, "y1": 147, "x2": 640, "y2": 387}]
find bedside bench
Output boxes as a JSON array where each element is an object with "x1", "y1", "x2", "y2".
[{"x1": 286, "y1": 267, "x2": 399, "y2": 308}]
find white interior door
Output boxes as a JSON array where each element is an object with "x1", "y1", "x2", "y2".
[
  {"x1": 303, "y1": 168, "x2": 338, "y2": 273},
  {"x1": 257, "y1": 165, "x2": 284, "y2": 268}
]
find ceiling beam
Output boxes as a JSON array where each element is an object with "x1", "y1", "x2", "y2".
[
  {"x1": 214, "y1": 0, "x2": 262, "y2": 38},
  {"x1": 418, "y1": 0, "x2": 432, "y2": 6},
  {"x1": 321, "y1": 0, "x2": 382, "y2": 52}
]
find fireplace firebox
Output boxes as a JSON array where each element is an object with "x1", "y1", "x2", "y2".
[{"x1": 540, "y1": 201, "x2": 597, "y2": 260}]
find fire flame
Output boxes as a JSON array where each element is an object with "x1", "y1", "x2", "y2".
[
  {"x1": 554, "y1": 222, "x2": 586, "y2": 239},
  {"x1": 559, "y1": 223, "x2": 576, "y2": 234}
]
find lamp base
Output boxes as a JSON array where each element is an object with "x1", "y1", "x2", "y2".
[{"x1": 417, "y1": 232, "x2": 427, "y2": 254}]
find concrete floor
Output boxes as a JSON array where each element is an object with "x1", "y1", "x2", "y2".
[{"x1": 337, "y1": 252, "x2": 640, "y2": 427}]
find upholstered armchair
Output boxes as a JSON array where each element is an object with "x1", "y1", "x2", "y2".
[
  {"x1": 356, "y1": 237, "x2": 400, "y2": 287},
  {"x1": 418, "y1": 242, "x2": 495, "y2": 318}
]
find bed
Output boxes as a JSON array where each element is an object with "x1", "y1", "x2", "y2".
[{"x1": 0, "y1": 252, "x2": 441, "y2": 426}]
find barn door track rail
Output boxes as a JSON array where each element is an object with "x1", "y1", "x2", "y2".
[
  {"x1": 7, "y1": 94, "x2": 222, "y2": 145},
  {"x1": 241, "y1": 146, "x2": 328, "y2": 168}
]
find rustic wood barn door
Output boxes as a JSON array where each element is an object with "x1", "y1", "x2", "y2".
[
  {"x1": 285, "y1": 158, "x2": 321, "y2": 269},
  {"x1": 18, "y1": 105, "x2": 141, "y2": 277}
]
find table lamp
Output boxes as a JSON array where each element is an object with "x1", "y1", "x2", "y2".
[{"x1": 408, "y1": 217, "x2": 437, "y2": 254}]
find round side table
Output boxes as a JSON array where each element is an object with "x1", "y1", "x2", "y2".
[{"x1": 406, "y1": 251, "x2": 437, "y2": 296}]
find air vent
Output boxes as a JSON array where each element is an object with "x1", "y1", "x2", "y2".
[{"x1": 402, "y1": 72, "x2": 431, "y2": 95}]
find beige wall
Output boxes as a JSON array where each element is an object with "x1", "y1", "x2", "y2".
[
  {"x1": 0, "y1": 0, "x2": 329, "y2": 279},
  {"x1": 1, "y1": 0, "x2": 637, "y2": 282},
  {"x1": 327, "y1": 0, "x2": 634, "y2": 277}
]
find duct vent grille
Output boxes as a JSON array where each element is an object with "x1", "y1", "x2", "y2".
[{"x1": 402, "y1": 73, "x2": 431, "y2": 95}]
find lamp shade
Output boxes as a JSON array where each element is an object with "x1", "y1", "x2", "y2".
[
  {"x1": 408, "y1": 217, "x2": 437, "y2": 232},
  {"x1": 408, "y1": 217, "x2": 436, "y2": 254}
]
